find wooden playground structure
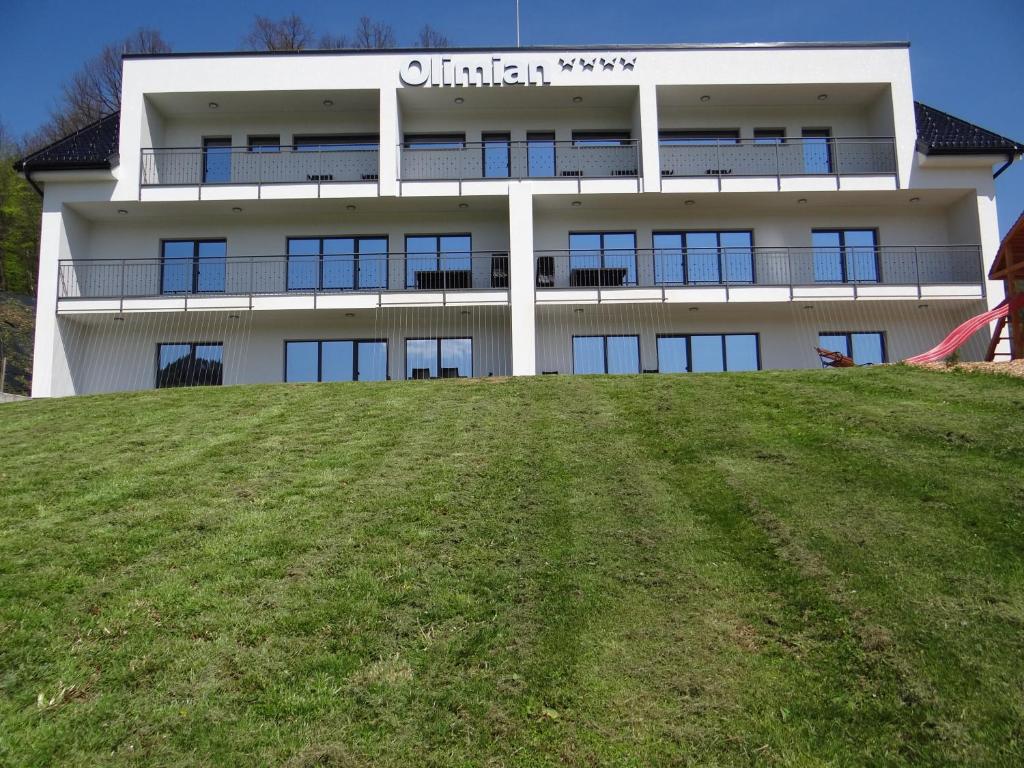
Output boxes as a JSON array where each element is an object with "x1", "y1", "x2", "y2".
[{"x1": 986, "y1": 211, "x2": 1024, "y2": 361}]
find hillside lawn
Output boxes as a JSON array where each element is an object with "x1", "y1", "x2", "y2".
[{"x1": 1, "y1": 367, "x2": 1023, "y2": 766}]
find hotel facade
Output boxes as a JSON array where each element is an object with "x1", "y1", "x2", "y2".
[{"x1": 16, "y1": 42, "x2": 1023, "y2": 396}]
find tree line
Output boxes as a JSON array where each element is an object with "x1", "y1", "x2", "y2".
[{"x1": 0, "y1": 15, "x2": 451, "y2": 296}]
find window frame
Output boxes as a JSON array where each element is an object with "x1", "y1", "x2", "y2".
[
  {"x1": 481, "y1": 131, "x2": 512, "y2": 178},
  {"x1": 155, "y1": 341, "x2": 224, "y2": 388},
  {"x1": 285, "y1": 235, "x2": 390, "y2": 292},
  {"x1": 651, "y1": 229, "x2": 756, "y2": 285},
  {"x1": 753, "y1": 128, "x2": 786, "y2": 144},
  {"x1": 283, "y1": 338, "x2": 390, "y2": 382},
  {"x1": 811, "y1": 228, "x2": 881, "y2": 284},
  {"x1": 568, "y1": 230, "x2": 638, "y2": 286},
  {"x1": 247, "y1": 135, "x2": 281, "y2": 153},
  {"x1": 570, "y1": 130, "x2": 633, "y2": 147},
  {"x1": 402, "y1": 133, "x2": 467, "y2": 149},
  {"x1": 801, "y1": 128, "x2": 834, "y2": 174},
  {"x1": 403, "y1": 233, "x2": 473, "y2": 289},
  {"x1": 159, "y1": 238, "x2": 228, "y2": 295},
  {"x1": 655, "y1": 333, "x2": 762, "y2": 373},
  {"x1": 526, "y1": 131, "x2": 556, "y2": 177},
  {"x1": 571, "y1": 334, "x2": 641, "y2": 375},
  {"x1": 404, "y1": 337, "x2": 473, "y2": 380},
  {"x1": 658, "y1": 129, "x2": 741, "y2": 146},
  {"x1": 201, "y1": 137, "x2": 232, "y2": 183},
  {"x1": 293, "y1": 134, "x2": 380, "y2": 151},
  {"x1": 817, "y1": 331, "x2": 887, "y2": 365}
]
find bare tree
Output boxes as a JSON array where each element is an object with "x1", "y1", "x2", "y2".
[
  {"x1": 352, "y1": 16, "x2": 396, "y2": 49},
  {"x1": 416, "y1": 24, "x2": 451, "y2": 48},
  {"x1": 318, "y1": 33, "x2": 349, "y2": 50},
  {"x1": 244, "y1": 14, "x2": 315, "y2": 51},
  {"x1": 26, "y1": 28, "x2": 170, "y2": 149}
]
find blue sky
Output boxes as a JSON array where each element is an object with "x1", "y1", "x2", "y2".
[{"x1": 2, "y1": 0, "x2": 1022, "y2": 233}]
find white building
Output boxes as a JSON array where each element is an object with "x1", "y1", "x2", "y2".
[{"x1": 16, "y1": 42, "x2": 1023, "y2": 396}]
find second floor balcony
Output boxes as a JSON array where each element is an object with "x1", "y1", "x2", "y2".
[
  {"x1": 140, "y1": 142, "x2": 380, "y2": 187},
  {"x1": 57, "y1": 251, "x2": 510, "y2": 311},
  {"x1": 534, "y1": 244, "x2": 984, "y2": 301},
  {"x1": 659, "y1": 136, "x2": 897, "y2": 178}
]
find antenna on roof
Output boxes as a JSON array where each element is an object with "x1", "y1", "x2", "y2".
[{"x1": 515, "y1": 0, "x2": 521, "y2": 47}]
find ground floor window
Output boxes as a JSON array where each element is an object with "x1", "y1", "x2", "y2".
[
  {"x1": 573, "y1": 335, "x2": 640, "y2": 374},
  {"x1": 656, "y1": 334, "x2": 760, "y2": 373},
  {"x1": 285, "y1": 340, "x2": 388, "y2": 382},
  {"x1": 406, "y1": 338, "x2": 472, "y2": 379},
  {"x1": 156, "y1": 342, "x2": 223, "y2": 388},
  {"x1": 818, "y1": 332, "x2": 886, "y2": 365}
]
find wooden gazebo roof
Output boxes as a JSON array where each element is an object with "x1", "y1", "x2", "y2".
[{"x1": 991, "y1": 211, "x2": 1024, "y2": 280}]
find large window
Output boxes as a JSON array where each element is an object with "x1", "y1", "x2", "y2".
[
  {"x1": 202, "y1": 137, "x2": 231, "y2": 183},
  {"x1": 812, "y1": 229, "x2": 879, "y2": 283},
  {"x1": 156, "y1": 343, "x2": 223, "y2": 388},
  {"x1": 801, "y1": 129, "x2": 833, "y2": 174},
  {"x1": 247, "y1": 135, "x2": 281, "y2": 153},
  {"x1": 403, "y1": 133, "x2": 466, "y2": 150},
  {"x1": 406, "y1": 338, "x2": 472, "y2": 379},
  {"x1": 527, "y1": 131, "x2": 556, "y2": 177},
  {"x1": 161, "y1": 239, "x2": 227, "y2": 294},
  {"x1": 652, "y1": 231, "x2": 754, "y2": 285},
  {"x1": 573, "y1": 335, "x2": 640, "y2": 374},
  {"x1": 818, "y1": 332, "x2": 886, "y2": 365},
  {"x1": 405, "y1": 235, "x2": 472, "y2": 289},
  {"x1": 569, "y1": 232, "x2": 637, "y2": 286},
  {"x1": 571, "y1": 130, "x2": 632, "y2": 147},
  {"x1": 285, "y1": 340, "x2": 388, "y2": 382},
  {"x1": 287, "y1": 236, "x2": 388, "y2": 291},
  {"x1": 656, "y1": 334, "x2": 760, "y2": 373}
]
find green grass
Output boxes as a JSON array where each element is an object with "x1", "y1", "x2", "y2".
[{"x1": 1, "y1": 367, "x2": 1023, "y2": 766}]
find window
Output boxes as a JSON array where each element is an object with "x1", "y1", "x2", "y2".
[
  {"x1": 527, "y1": 131, "x2": 556, "y2": 176},
  {"x1": 482, "y1": 132, "x2": 511, "y2": 178},
  {"x1": 573, "y1": 335, "x2": 640, "y2": 374},
  {"x1": 801, "y1": 129, "x2": 833, "y2": 174},
  {"x1": 657, "y1": 334, "x2": 760, "y2": 373},
  {"x1": 812, "y1": 230, "x2": 879, "y2": 283},
  {"x1": 294, "y1": 134, "x2": 379, "y2": 151},
  {"x1": 753, "y1": 129, "x2": 786, "y2": 144},
  {"x1": 659, "y1": 130, "x2": 740, "y2": 146},
  {"x1": 285, "y1": 340, "x2": 388, "y2": 382},
  {"x1": 248, "y1": 135, "x2": 281, "y2": 153},
  {"x1": 403, "y1": 133, "x2": 466, "y2": 149},
  {"x1": 405, "y1": 235, "x2": 472, "y2": 289},
  {"x1": 202, "y1": 137, "x2": 231, "y2": 183},
  {"x1": 571, "y1": 130, "x2": 632, "y2": 147},
  {"x1": 156, "y1": 343, "x2": 223, "y2": 388},
  {"x1": 652, "y1": 231, "x2": 754, "y2": 285},
  {"x1": 569, "y1": 232, "x2": 637, "y2": 286},
  {"x1": 818, "y1": 332, "x2": 886, "y2": 365},
  {"x1": 406, "y1": 338, "x2": 472, "y2": 379},
  {"x1": 161, "y1": 240, "x2": 227, "y2": 294},
  {"x1": 287, "y1": 236, "x2": 388, "y2": 291}
]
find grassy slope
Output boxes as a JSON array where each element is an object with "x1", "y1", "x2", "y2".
[
  {"x1": 0, "y1": 293, "x2": 34, "y2": 396},
  {"x1": 1, "y1": 368, "x2": 1023, "y2": 766}
]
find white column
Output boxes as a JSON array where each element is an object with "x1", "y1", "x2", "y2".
[
  {"x1": 30, "y1": 198, "x2": 63, "y2": 397},
  {"x1": 378, "y1": 87, "x2": 400, "y2": 197},
  {"x1": 508, "y1": 183, "x2": 537, "y2": 376},
  {"x1": 634, "y1": 83, "x2": 661, "y2": 193}
]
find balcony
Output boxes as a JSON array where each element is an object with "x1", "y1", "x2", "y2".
[
  {"x1": 659, "y1": 137, "x2": 897, "y2": 189},
  {"x1": 534, "y1": 245, "x2": 984, "y2": 303},
  {"x1": 57, "y1": 252, "x2": 510, "y2": 313},
  {"x1": 140, "y1": 145, "x2": 380, "y2": 187},
  {"x1": 399, "y1": 140, "x2": 641, "y2": 181}
]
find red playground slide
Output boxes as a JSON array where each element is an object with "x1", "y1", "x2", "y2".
[{"x1": 904, "y1": 294, "x2": 1024, "y2": 364}]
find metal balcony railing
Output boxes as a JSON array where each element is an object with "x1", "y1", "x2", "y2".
[
  {"x1": 140, "y1": 146, "x2": 381, "y2": 186},
  {"x1": 57, "y1": 252, "x2": 510, "y2": 301},
  {"x1": 534, "y1": 245, "x2": 984, "y2": 291},
  {"x1": 659, "y1": 137, "x2": 897, "y2": 178},
  {"x1": 399, "y1": 140, "x2": 641, "y2": 181}
]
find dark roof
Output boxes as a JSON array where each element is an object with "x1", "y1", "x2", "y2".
[
  {"x1": 915, "y1": 102, "x2": 1023, "y2": 158},
  {"x1": 13, "y1": 112, "x2": 120, "y2": 173}
]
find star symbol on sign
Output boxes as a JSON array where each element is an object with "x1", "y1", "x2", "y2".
[
  {"x1": 619, "y1": 56, "x2": 636, "y2": 71},
  {"x1": 600, "y1": 57, "x2": 615, "y2": 71},
  {"x1": 558, "y1": 57, "x2": 575, "y2": 71},
  {"x1": 580, "y1": 57, "x2": 596, "y2": 71}
]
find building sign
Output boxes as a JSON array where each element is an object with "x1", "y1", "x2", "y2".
[{"x1": 399, "y1": 54, "x2": 637, "y2": 87}]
